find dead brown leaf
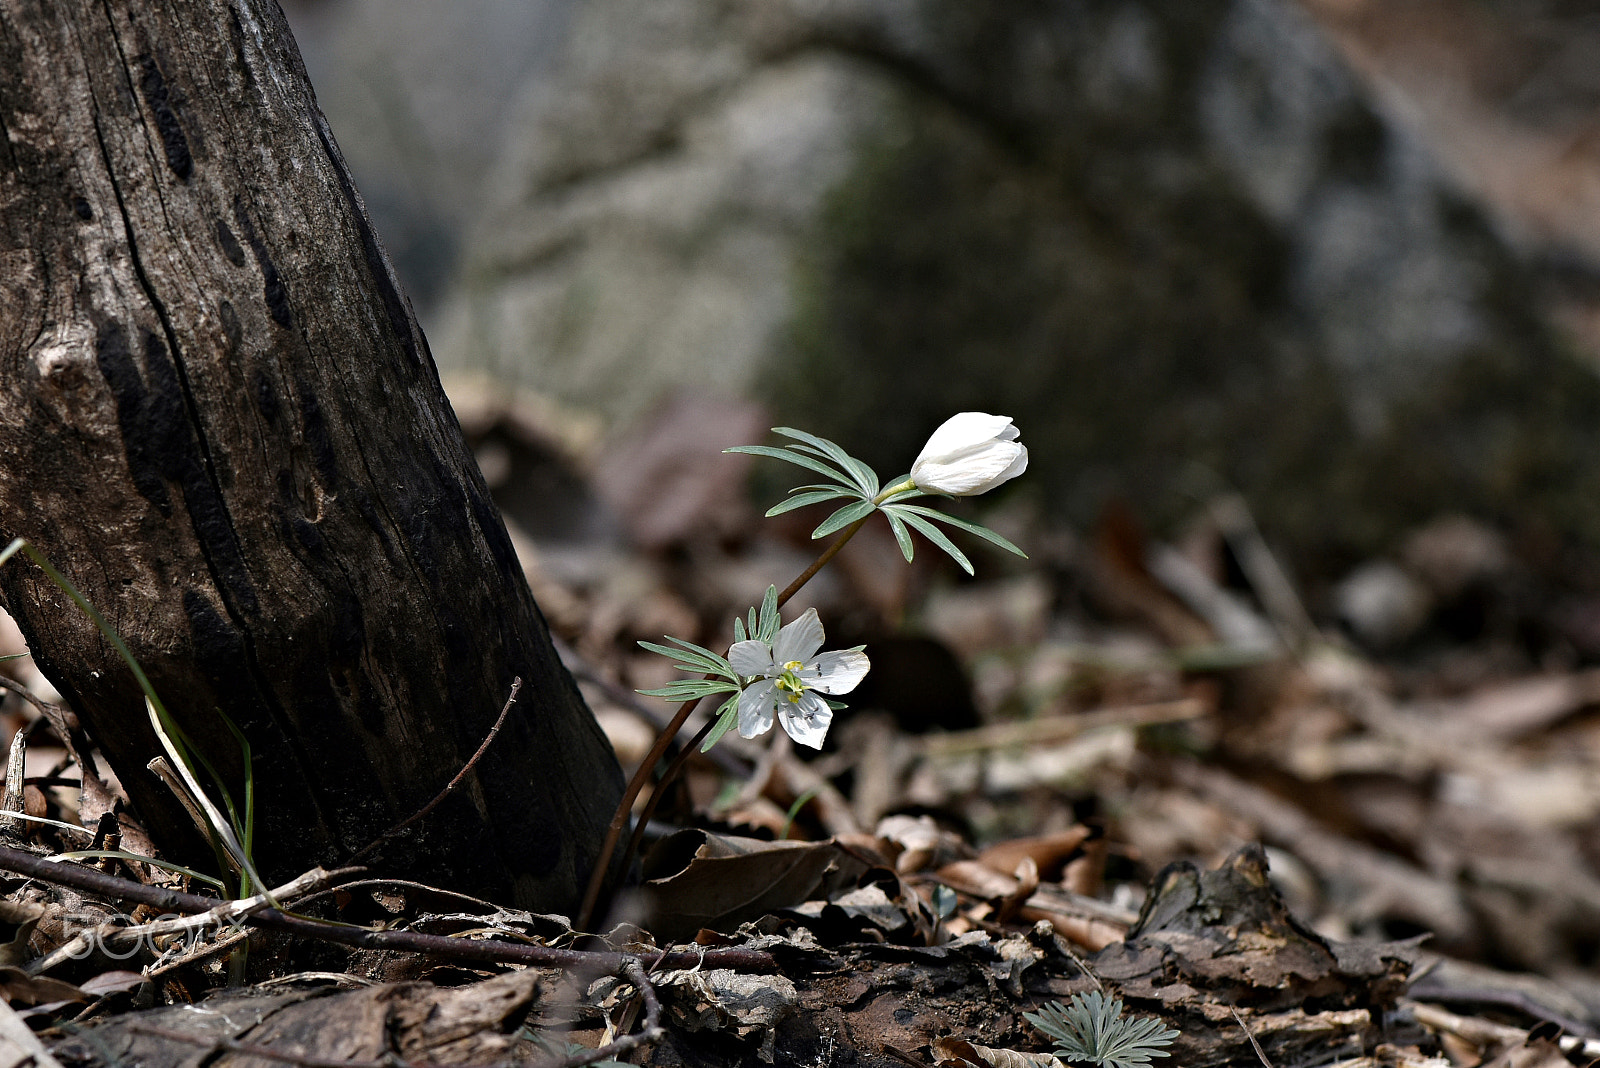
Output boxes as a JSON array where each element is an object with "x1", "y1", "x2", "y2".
[{"x1": 639, "y1": 830, "x2": 870, "y2": 941}]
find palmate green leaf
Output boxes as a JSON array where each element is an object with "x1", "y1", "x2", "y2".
[
  {"x1": 812, "y1": 498, "x2": 878, "y2": 539},
  {"x1": 765, "y1": 488, "x2": 859, "y2": 518},
  {"x1": 771, "y1": 427, "x2": 880, "y2": 498},
  {"x1": 887, "y1": 507, "x2": 973, "y2": 574},
  {"x1": 636, "y1": 638, "x2": 737, "y2": 681},
  {"x1": 725, "y1": 444, "x2": 855, "y2": 489},
  {"x1": 1025, "y1": 991, "x2": 1177, "y2": 1068},
  {"x1": 657, "y1": 634, "x2": 735, "y2": 668},
  {"x1": 636, "y1": 679, "x2": 741, "y2": 701},
  {"x1": 700, "y1": 693, "x2": 742, "y2": 752},
  {"x1": 893, "y1": 503, "x2": 1028, "y2": 558}
]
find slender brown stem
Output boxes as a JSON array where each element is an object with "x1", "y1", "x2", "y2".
[
  {"x1": 575, "y1": 691, "x2": 704, "y2": 931},
  {"x1": 775, "y1": 516, "x2": 870, "y2": 606},
  {"x1": 617, "y1": 713, "x2": 720, "y2": 880},
  {"x1": 347, "y1": 678, "x2": 522, "y2": 866},
  {"x1": 575, "y1": 515, "x2": 872, "y2": 930}
]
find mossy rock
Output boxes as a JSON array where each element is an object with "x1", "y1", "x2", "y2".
[{"x1": 441, "y1": 0, "x2": 1600, "y2": 576}]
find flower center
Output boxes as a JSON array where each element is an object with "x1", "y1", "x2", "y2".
[{"x1": 774, "y1": 660, "x2": 808, "y2": 704}]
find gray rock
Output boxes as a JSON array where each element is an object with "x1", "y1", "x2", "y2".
[{"x1": 434, "y1": 0, "x2": 1600, "y2": 570}]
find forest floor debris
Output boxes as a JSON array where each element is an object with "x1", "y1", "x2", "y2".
[{"x1": 4, "y1": 408, "x2": 1600, "y2": 1065}]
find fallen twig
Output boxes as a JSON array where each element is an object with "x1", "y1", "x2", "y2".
[
  {"x1": 348, "y1": 677, "x2": 522, "y2": 866},
  {"x1": 0, "y1": 676, "x2": 65, "y2": 722},
  {"x1": 553, "y1": 958, "x2": 664, "y2": 1068},
  {"x1": 1405, "y1": 999, "x2": 1600, "y2": 1060},
  {"x1": 28, "y1": 866, "x2": 345, "y2": 974},
  {"x1": 1233, "y1": 1006, "x2": 1276, "y2": 1068},
  {"x1": 0, "y1": 844, "x2": 775, "y2": 973}
]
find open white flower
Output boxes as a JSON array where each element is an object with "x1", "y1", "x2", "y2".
[
  {"x1": 728, "y1": 608, "x2": 869, "y2": 748},
  {"x1": 910, "y1": 412, "x2": 1028, "y2": 496}
]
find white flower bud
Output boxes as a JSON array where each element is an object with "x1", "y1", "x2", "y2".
[{"x1": 909, "y1": 413, "x2": 1028, "y2": 496}]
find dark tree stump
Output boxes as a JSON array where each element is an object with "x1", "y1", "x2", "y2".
[{"x1": 0, "y1": 0, "x2": 624, "y2": 911}]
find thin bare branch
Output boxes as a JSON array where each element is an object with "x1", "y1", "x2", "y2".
[
  {"x1": 0, "y1": 844, "x2": 775, "y2": 973},
  {"x1": 348, "y1": 678, "x2": 523, "y2": 866}
]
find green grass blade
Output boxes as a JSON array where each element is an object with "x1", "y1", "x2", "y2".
[
  {"x1": 217, "y1": 711, "x2": 256, "y2": 864},
  {"x1": 51, "y1": 850, "x2": 228, "y2": 892},
  {"x1": 147, "y1": 698, "x2": 267, "y2": 900},
  {"x1": 2, "y1": 540, "x2": 165, "y2": 719},
  {"x1": 1, "y1": 540, "x2": 256, "y2": 896}
]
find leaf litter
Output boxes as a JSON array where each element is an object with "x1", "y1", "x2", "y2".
[{"x1": 3, "y1": 396, "x2": 1600, "y2": 1064}]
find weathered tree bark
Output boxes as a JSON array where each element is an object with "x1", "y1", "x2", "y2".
[{"x1": 0, "y1": 0, "x2": 624, "y2": 911}]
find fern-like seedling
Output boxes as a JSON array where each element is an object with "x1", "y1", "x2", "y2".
[{"x1": 1024, "y1": 991, "x2": 1179, "y2": 1068}]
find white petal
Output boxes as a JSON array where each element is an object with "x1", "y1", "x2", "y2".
[
  {"x1": 995, "y1": 443, "x2": 1028, "y2": 483},
  {"x1": 913, "y1": 412, "x2": 1016, "y2": 467},
  {"x1": 779, "y1": 691, "x2": 834, "y2": 749},
  {"x1": 728, "y1": 639, "x2": 775, "y2": 678},
  {"x1": 912, "y1": 440, "x2": 1024, "y2": 496},
  {"x1": 772, "y1": 608, "x2": 825, "y2": 666},
  {"x1": 736, "y1": 680, "x2": 777, "y2": 738},
  {"x1": 807, "y1": 649, "x2": 870, "y2": 695}
]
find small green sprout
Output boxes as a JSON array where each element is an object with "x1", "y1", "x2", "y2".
[{"x1": 1024, "y1": 991, "x2": 1179, "y2": 1068}]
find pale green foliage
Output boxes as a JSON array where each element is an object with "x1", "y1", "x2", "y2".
[
  {"x1": 727, "y1": 427, "x2": 1026, "y2": 575},
  {"x1": 636, "y1": 585, "x2": 782, "y2": 752},
  {"x1": 1024, "y1": 991, "x2": 1179, "y2": 1068}
]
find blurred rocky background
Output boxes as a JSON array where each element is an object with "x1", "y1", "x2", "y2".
[{"x1": 283, "y1": 0, "x2": 1600, "y2": 598}]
